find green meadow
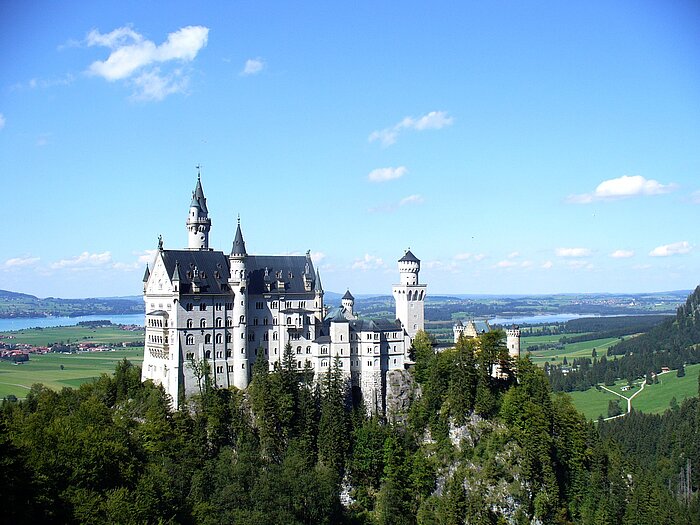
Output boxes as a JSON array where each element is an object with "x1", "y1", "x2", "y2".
[
  {"x1": 0, "y1": 325, "x2": 144, "y2": 346},
  {"x1": 523, "y1": 333, "x2": 627, "y2": 365},
  {"x1": 566, "y1": 363, "x2": 700, "y2": 420},
  {"x1": 0, "y1": 348, "x2": 144, "y2": 399}
]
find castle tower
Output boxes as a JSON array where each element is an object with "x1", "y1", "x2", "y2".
[
  {"x1": 506, "y1": 325, "x2": 521, "y2": 359},
  {"x1": 392, "y1": 249, "x2": 426, "y2": 341},
  {"x1": 229, "y1": 218, "x2": 249, "y2": 389},
  {"x1": 186, "y1": 174, "x2": 212, "y2": 250},
  {"x1": 341, "y1": 289, "x2": 355, "y2": 317}
]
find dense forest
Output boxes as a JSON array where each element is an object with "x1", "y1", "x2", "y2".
[
  {"x1": 548, "y1": 287, "x2": 700, "y2": 393},
  {"x1": 2, "y1": 331, "x2": 698, "y2": 524}
]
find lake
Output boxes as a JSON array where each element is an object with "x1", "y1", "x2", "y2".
[
  {"x1": 488, "y1": 313, "x2": 599, "y2": 326},
  {"x1": 0, "y1": 313, "x2": 145, "y2": 332}
]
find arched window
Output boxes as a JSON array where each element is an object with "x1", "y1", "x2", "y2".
[
  {"x1": 273, "y1": 332, "x2": 278, "y2": 341},
  {"x1": 226, "y1": 317, "x2": 232, "y2": 327},
  {"x1": 216, "y1": 317, "x2": 222, "y2": 327},
  {"x1": 186, "y1": 334, "x2": 194, "y2": 345},
  {"x1": 226, "y1": 333, "x2": 232, "y2": 343},
  {"x1": 296, "y1": 346, "x2": 302, "y2": 354},
  {"x1": 306, "y1": 346, "x2": 311, "y2": 354},
  {"x1": 205, "y1": 350, "x2": 211, "y2": 358},
  {"x1": 200, "y1": 303, "x2": 206, "y2": 311},
  {"x1": 240, "y1": 315, "x2": 245, "y2": 324},
  {"x1": 186, "y1": 303, "x2": 193, "y2": 311},
  {"x1": 216, "y1": 333, "x2": 222, "y2": 344},
  {"x1": 187, "y1": 319, "x2": 193, "y2": 329},
  {"x1": 287, "y1": 317, "x2": 292, "y2": 324},
  {"x1": 205, "y1": 334, "x2": 211, "y2": 344},
  {"x1": 264, "y1": 333, "x2": 269, "y2": 341},
  {"x1": 200, "y1": 319, "x2": 206, "y2": 328}
]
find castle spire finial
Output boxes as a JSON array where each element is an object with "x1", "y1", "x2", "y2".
[{"x1": 158, "y1": 235, "x2": 163, "y2": 251}]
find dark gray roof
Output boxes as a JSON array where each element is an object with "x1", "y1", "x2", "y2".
[
  {"x1": 398, "y1": 249, "x2": 419, "y2": 263},
  {"x1": 231, "y1": 221, "x2": 247, "y2": 256},
  {"x1": 142, "y1": 264, "x2": 150, "y2": 283},
  {"x1": 147, "y1": 310, "x2": 169, "y2": 316},
  {"x1": 342, "y1": 290, "x2": 354, "y2": 301},
  {"x1": 190, "y1": 176, "x2": 208, "y2": 213},
  {"x1": 160, "y1": 250, "x2": 230, "y2": 294},
  {"x1": 314, "y1": 268, "x2": 323, "y2": 293},
  {"x1": 349, "y1": 318, "x2": 402, "y2": 332},
  {"x1": 247, "y1": 255, "x2": 317, "y2": 295},
  {"x1": 324, "y1": 307, "x2": 349, "y2": 323}
]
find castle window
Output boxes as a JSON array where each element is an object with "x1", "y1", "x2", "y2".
[
  {"x1": 256, "y1": 301, "x2": 263, "y2": 310},
  {"x1": 241, "y1": 333, "x2": 244, "y2": 339},
  {"x1": 263, "y1": 317, "x2": 268, "y2": 325},
  {"x1": 242, "y1": 364, "x2": 245, "y2": 369},
  {"x1": 205, "y1": 350, "x2": 211, "y2": 359},
  {"x1": 228, "y1": 365, "x2": 233, "y2": 372},
  {"x1": 340, "y1": 335, "x2": 343, "y2": 341},
  {"x1": 227, "y1": 317, "x2": 232, "y2": 327},
  {"x1": 216, "y1": 317, "x2": 222, "y2": 327},
  {"x1": 254, "y1": 318, "x2": 258, "y2": 326},
  {"x1": 300, "y1": 301, "x2": 305, "y2": 309},
  {"x1": 186, "y1": 352, "x2": 194, "y2": 360},
  {"x1": 216, "y1": 334, "x2": 223, "y2": 344},
  {"x1": 297, "y1": 360, "x2": 302, "y2": 368},
  {"x1": 186, "y1": 303, "x2": 193, "y2": 311},
  {"x1": 240, "y1": 315, "x2": 245, "y2": 323},
  {"x1": 216, "y1": 351, "x2": 222, "y2": 358},
  {"x1": 187, "y1": 319, "x2": 193, "y2": 329},
  {"x1": 264, "y1": 333, "x2": 269, "y2": 341},
  {"x1": 205, "y1": 334, "x2": 211, "y2": 344},
  {"x1": 216, "y1": 303, "x2": 222, "y2": 311},
  {"x1": 226, "y1": 350, "x2": 231, "y2": 358},
  {"x1": 271, "y1": 301, "x2": 278, "y2": 309},
  {"x1": 273, "y1": 332, "x2": 278, "y2": 341},
  {"x1": 286, "y1": 301, "x2": 292, "y2": 308},
  {"x1": 249, "y1": 333, "x2": 255, "y2": 341},
  {"x1": 374, "y1": 333, "x2": 379, "y2": 340},
  {"x1": 393, "y1": 358, "x2": 397, "y2": 365},
  {"x1": 287, "y1": 317, "x2": 291, "y2": 324},
  {"x1": 306, "y1": 346, "x2": 311, "y2": 354},
  {"x1": 321, "y1": 346, "x2": 328, "y2": 355},
  {"x1": 366, "y1": 334, "x2": 371, "y2": 341},
  {"x1": 186, "y1": 335, "x2": 194, "y2": 345},
  {"x1": 296, "y1": 346, "x2": 301, "y2": 354},
  {"x1": 227, "y1": 334, "x2": 232, "y2": 343},
  {"x1": 200, "y1": 303, "x2": 206, "y2": 311},
  {"x1": 226, "y1": 302, "x2": 233, "y2": 309},
  {"x1": 200, "y1": 319, "x2": 206, "y2": 328}
]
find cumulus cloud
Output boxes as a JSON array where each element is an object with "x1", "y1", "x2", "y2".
[
  {"x1": 310, "y1": 251, "x2": 326, "y2": 263},
  {"x1": 555, "y1": 247, "x2": 592, "y2": 258},
  {"x1": 0, "y1": 113, "x2": 5, "y2": 130},
  {"x1": 610, "y1": 249, "x2": 634, "y2": 259},
  {"x1": 136, "y1": 249, "x2": 157, "y2": 265},
  {"x1": 2, "y1": 256, "x2": 40, "y2": 269},
  {"x1": 51, "y1": 251, "x2": 113, "y2": 269},
  {"x1": 352, "y1": 254, "x2": 385, "y2": 271},
  {"x1": 368, "y1": 166, "x2": 407, "y2": 182},
  {"x1": 399, "y1": 194, "x2": 424, "y2": 206},
  {"x1": 541, "y1": 261, "x2": 553, "y2": 269},
  {"x1": 454, "y1": 253, "x2": 472, "y2": 261},
  {"x1": 86, "y1": 25, "x2": 208, "y2": 100},
  {"x1": 495, "y1": 260, "x2": 517, "y2": 268},
  {"x1": 241, "y1": 58, "x2": 264, "y2": 76},
  {"x1": 368, "y1": 110, "x2": 453, "y2": 147},
  {"x1": 567, "y1": 175, "x2": 677, "y2": 203},
  {"x1": 649, "y1": 241, "x2": 692, "y2": 257}
]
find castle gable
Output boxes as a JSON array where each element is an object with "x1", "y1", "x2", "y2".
[
  {"x1": 145, "y1": 255, "x2": 173, "y2": 295},
  {"x1": 160, "y1": 249, "x2": 230, "y2": 294},
  {"x1": 247, "y1": 255, "x2": 316, "y2": 295}
]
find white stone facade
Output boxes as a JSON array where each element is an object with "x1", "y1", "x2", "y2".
[{"x1": 141, "y1": 178, "x2": 425, "y2": 411}]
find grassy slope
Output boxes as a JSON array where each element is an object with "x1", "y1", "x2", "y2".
[
  {"x1": 523, "y1": 334, "x2": 627, "y2": 365},
  {"x1": 0, "y1": 348, "x2": 144, "y2": 398},
  {"x1": 567, "y1": 363, "x2": 700, "y2": 420}
]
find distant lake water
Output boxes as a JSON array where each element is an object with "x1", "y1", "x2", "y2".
[
  {"x1": 0, "y1": 314, "x2": 144, "y2": 332},
  {"x1": 488, "y1": 313, "x2": 597, "y2": 326}
]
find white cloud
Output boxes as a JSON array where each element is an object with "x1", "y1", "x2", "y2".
[
  {"x1": 507, "y1": 251, "x2": 520, "y2": 259},
  {"x1": 555, "y1": 247, "x2": 591, "y2": 258},
  {"x1": 541, "y1": 260, "x2": 553, "y2": 269},
  {"x1": 368, "y1": 166, "x2": 407, "y2": 182},
  {"x1": 2, "y1": 256, "x2": 40, "y2": 269},
  {"x1": 87, "y1": 25, "x2": 208, "y2": 100},
  {"x1": 0, "y1": 113, "x2": 5, "y2": 130},
  {"x1": 454, "y1": 253, "x2": 472, "y2": 261},
  {"x1": 136, "y1": 250, "x2": 157, "y2": 265},
  {"x1": 51, "y1": 251, "x2": 113, "y2": 269},
  {"x1": 610, "y1": 249, "x2": 634, "y2": 259},
  {"x1": 472, "y1": 254, "x2": 486, "y2": 262},
  {"x1": 310, "y1": 251, "x2": 326, "y2": 263},
  {"x1": 399, "y1": 194, "x2": 424, "y2": 206},
  {"x1": 241, "y1": 58, "x2": 264, "y2": 76},
  {"x1": 352, "y1": 254, "x2": 385, "y2": 271},
  {"x1": 368, "y1": 110, "x2": 453, "y2": 147},
  {"x1": 567, "y1": 175, "x2": 677, "y2": 203},
  {"x1": 495, "y1": 260, "x2": 517, "y2": 268},
  {"x1": 649, "y1": 241, "x2": 692, "y2": 257}
]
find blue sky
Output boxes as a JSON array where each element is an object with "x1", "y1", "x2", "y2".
[{"x1": 1, "y1": 1, "x2": 699, "y2": 298}]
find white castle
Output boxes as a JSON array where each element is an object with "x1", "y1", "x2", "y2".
[{"x1": 141, "y1": 176, "x2": 428, "y2": 411}]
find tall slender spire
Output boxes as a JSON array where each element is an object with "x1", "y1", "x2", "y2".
[
  {"x1": 142, "y1": 264, "x2": 150, "y2": 283},
  {"x1": 186, "y1": 172, "x2": 211, "y2": 249},
  {"x1": 314, "y1": 267, "x2": 323, "y2": 293},
  {"x1": 230, "y1": 217, "x2": 247, "y2": 257}
]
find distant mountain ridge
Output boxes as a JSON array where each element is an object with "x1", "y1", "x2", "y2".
[{"x1": 0, "y1": 289, "x2": 144, "y2": 319}]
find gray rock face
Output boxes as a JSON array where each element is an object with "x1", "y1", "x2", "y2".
[{"x1": 385, "y1": 369, "x2": 419, "y2": 424}]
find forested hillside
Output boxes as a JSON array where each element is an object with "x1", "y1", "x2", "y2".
[{"x1": 2, "y1": 332, "x2": 698, "y2": 524}]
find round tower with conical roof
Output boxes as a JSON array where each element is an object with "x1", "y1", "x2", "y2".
[
  {"x1": 186, "y1": 174, "x2": 212, "y2": 250},
  {"x1": 341, "y1": 289, "x2": 355, "y2": 317},
  {"x1": 228, "y1": 217, "x2": 249, "y2": 389},
  {"x1": 392, "y1": 249, "x2": 427, "y2": 343}
]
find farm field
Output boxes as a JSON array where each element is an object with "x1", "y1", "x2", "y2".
[
  {"x1": 523, "y1": 334, "x2": 627, "y2": 366},
  {"x1": 566, "y1": 363, "x2": 700, "y2": 420},
  {"x1": 0, "y1": 325, "x2": 144, "y2": 346},
  {"x1": 0, "y1": 348, "x2": 144, "y2": 399}
]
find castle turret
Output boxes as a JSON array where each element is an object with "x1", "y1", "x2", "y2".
[
  {"x1": 186, "y1": 174, "x2": 211, "y2": 250},
  {"x1": 229, "y1": 218, "x2": 249, "y2": 389},
  {"x1": 341, "y1": 289, "x2": 355, "y2": 317},
  {"x1": 506, "y1": 325, "x2": 521, "y2": 359},
  {"x1": 392, "y1": 249, "x2": 426, "y2": 341}
]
